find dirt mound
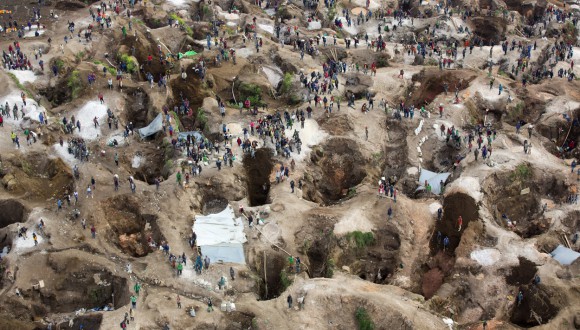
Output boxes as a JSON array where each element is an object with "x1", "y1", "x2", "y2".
[
  {"x1": 317, "y1": 114, "x2": 353, "y2": 135},
  {"x1": 54, "y1": 0, "x2": 87, "y2": 10},
  {"x1": 101, "y1": 195, "x2": 165, "y2": 257},
  {"x1": 510, "y1": 285, "x2": 563, "y2": 327},
  {"x1": 470, "y1": 17, "x2": 508, "y2": 44},
  {"x1": 1, "y1": 153, "x2": 74, "y2": 201},
  {"x1": 0, "y1": 199, "x2": 29, "y2": 228},
  {"x1": 483, "y1": 166, "x2": 568, "y2": 238},
  {"x1": 408, "y1": 69, "x2": 476, "y2": 106},
  {"x1": 303, "y1": 138, "x2": 366, "y2": 205},
  {"x1": 243, "y1": 148, "x2": 274, "y2": 206},
  {"x1": 506, "y1": 257, "x2": 538, "y2": 286}
]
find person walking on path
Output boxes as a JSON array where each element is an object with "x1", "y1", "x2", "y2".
[
  {"x1": 176, "y1": 295, "x2": 181, "y2": 309},
  {"x1": 287, "y1": 295, "x2": 293, "y2": 308},
  {"x1": 134, "y1": 282, "x2": 141, "y2": 295},
  {"x1": 90, "y1": 225, "x2": 96, "y2": 238},
  {"x1": 130, "y1": 295, "x2": 137, "y2": 309}
]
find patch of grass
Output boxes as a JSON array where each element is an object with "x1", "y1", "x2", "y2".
[
  {"x1": 93, "y1": 60, "x2": 102, "y2": 65},
  {"x1": 107, "y1": 66, "x2": 117, "y2": 76},
  {"x1": 54, "y1": 58, "x2": 65, "y2": 70},
  {"x1": 280, "y1": 270, "x2": 292, "y2": 292},
  {"x1": 196, "y1": 107, "x2": 207, "y2": 131},
  {"x1": 325, "y1": 258, "x2": 335, "y2": 278},
  {"x1": 511, "y1": 163, "x2": 531, "y2": 182},
  {"x1": 133, "y1": 19, "x2": 144, "y2": 25},
  {"x1": 280, "y1": 72, "x2": 293, "y2": 94},
  {"x1": 202, "y1": 5, "x2": 213, "y2": 19},
  {"x1": 355, "y1": 307, "x2": 375, "y2": 330},
  {"x1": 346, "y1": 231, "x2": 375, "y2": 249},
  {"x1": 119, "y1": 53, "x2": 137, "y2": 73},
  {"x1": 6, "y1": 72, "x2": 33, "y2": 98},
  {"x1": 239, "y1": 83, "x2": 265, "y2": 107},
  {"x1": 67, "y1": 70, "x2": 82, "y2": 99},
  {"x1": 506, "y1": 101, "x2": 524, "y2": 123},
  {"x1": 75, "y1": 51, "x2": 85, "y2": 63},
  {"x1": 169, "y1": 13, "x2": 192, "y2": 36}
]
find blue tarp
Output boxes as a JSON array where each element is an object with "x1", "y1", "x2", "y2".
[
  {"x1": 551, "y1": 245, "x2": 580, "y2": 265},
  {"x1": 417, "y1": 169, "x2": 451, "y2": 195},
  {"x1": 138, "y1": 113, "x2": 163, "y2": 138}
]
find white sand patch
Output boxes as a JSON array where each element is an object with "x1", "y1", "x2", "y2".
[
  {"x1": 1, "y1": 92, "x2": 46, "y2": 124},
  {"x1": 132, "y1": 155, "x2": 144, "y2": 168},
  {"x1": 53, "y1": 142, "x2": 79, "y2": 167},
  {"x1": 429, "y1": 202, "x2": 442, "y2": 214},
  {"x1": 406, "y1": 167, "x2": 419, "y2": 175},
  {"x1": 258, "y1": 23, "x2": 274, "y2": 35},
  {"x1": 338, "y1": 17, "x2": 359, "y2": 35},
  {"x1": 221, "y1": 12, "x2": 240, "y2": 20},
  {"x1": 445, "y1": 176, "x2": 483, "y2": 202},
  {"x1": 236, "y1": 48, "x2": 253, "y2": 58},
  {"x1": 470, "y1": 248, "x2": 501, "y2": 266},
  {"x1": 264, "y1": 9, "x2": 276, "y2": 16},
  {"x1": 284, "y1": 118, "x2": 327, "y2": 161},
  {"x1": 166, "y1": 0, "x2": 189, "y2": 6},
  {"x1": 0, "y1": 246, "x2": 9, "y2": 258},
  {"x1": 24, "y1": 29, "x2": 45, "y2": 37},
  {"x1": 226, "y1": 21, "x2": 237, "y2": 27},
  {"x1": 8, "y1": 70, "x2": 38, "y2": 83},
  {"x1": 308, "y1": 21, "x2": 322, "y2": 30},
  {"x1": 74, "y1": 101, "x2": 108, "y2": 141},
  {"x1": 334, "y1": 207, "x2": 375, "y2": 235},
  {"x1": 262, "y1": 66, "x2": 283, "y2": 87},
  {"x1": 14, "y1": 234, "x2": 43, "y2": 251}
]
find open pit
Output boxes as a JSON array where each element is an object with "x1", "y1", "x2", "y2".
[
  {"x1": 422, "y1": 193, "x2": 479, "y2": 299},
  {"x1": 243, "y1": 148, "x2": 274, "y2": 207},
  {"x1": 510, "y1": 285, "x2": 563, "y2": 328},
  {"x1": 1, "y1": 153, "x2": 74, "y2": 201},
  {"x1": 0, "y1": 199, "x2": 29, "y2": 229},
  {"x1": 303, "y1": 138, "x2": 366, "y2": 205},
  {"x1": 101, "y1": 195, "x2": 165, "y2": 257},
  {"x1": 483, "y1": 166, "x2": 568, "y2": 238},
  {"x1": 408, "y1": 69, "x2": 476, "y2": 106}
]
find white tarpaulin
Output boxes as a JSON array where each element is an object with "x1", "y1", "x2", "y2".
[
  {"x1": 193, "y1": 206, "x2": 247, "y2": 264},
  {"x1": 417, "y1": 169, "x2": 451, "y2": 195},
  {"x1": 550, "y1": 245, "x2": 580, "y2": 265},
  {"x1": 138, "y1": 113, "x2": 163, "y2": 138}
]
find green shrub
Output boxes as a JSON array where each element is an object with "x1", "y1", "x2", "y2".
[
  {"x1": 107, "y1": 66, "x2": 117, "y2": 76},
  {"x1": 280, "y1": 270, "x2": 292, "y2": 291},
  {"x1": 355, "y1": 307, "x2": 375, "y2": 330},
  {"x1": 196, "y1": 107, "x2": 207, "y2": 130},
  {"x1": 119, "y1": 54, "x2": 137, "y2": 73},
  {"x1": 239, "y1": 83, "x2": 265, "y2": 106},
  {"x1": 346, "y1": 231, "x2": 375, "y2": 249},
  {"x1": 67, "y1": 70, "x2": 82, "y2": 99},
  {"x1": 280, "y1": 72, "x2": 293, "y2": 94},
  {"x1": 511, "y1": 163, "x2": 531, "y2": 182},
  {"x1": 325, "y1": 258, "x2": 335, "y2": 278}
]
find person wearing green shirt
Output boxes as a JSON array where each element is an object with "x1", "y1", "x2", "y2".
[
  {"x1": 133, "y1": 283, "x2": 141, "y2": 295},
  {"x1": 130, "y1": 295, "x2": 137, "y2": 309},
  {"x1": 177, "y1": 262, "x2": 183, "y2": 275}
]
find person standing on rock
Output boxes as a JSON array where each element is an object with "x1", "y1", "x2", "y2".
[
  {"x1": 443, "y1": 236, "x2": 449, "y2": 251},
  {"x1": 204, "y1": 255, "x2": 210, "y2": 269},
  {"x1": 388, "y1": 206, "x2": 393, "y2": 220},
  {"x1": 230, "y1": 267, "x2": 235, "y2": 280},
  {"x1": 474, "y1": 148, "x2": 479, "y2": 161},
  {"x1": 90, "y1": 224, "x2": 96, "y2": 238},
  {"x1": 287, "y1": 295, "x2": 293, "y2": 308},
  {"x1": 176, "y1": 295, "x2": 181, "y2": 309},
  {"x1": 290, "y1": 180, "x2": 295, "y2": 193}
]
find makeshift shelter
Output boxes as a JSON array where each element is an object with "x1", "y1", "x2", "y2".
[
  {"x1": 192, "y1": 206, "x2": 247, "y2": 264},
  {"x1": 417, "y1": 169, "x2": 451, "y2": 195},
  {"x1": 550, "y1": 245, "x2": 580, "y2": 265},
  {"x1": 138, "y1": 113, "x2": 163, "y2": 138}
]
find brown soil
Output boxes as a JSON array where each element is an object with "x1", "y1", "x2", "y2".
[
  {"x1": 131, "y1": 144, "x2": 168, "y2": 184},
  {"x1": 1, "y1": 153, "x2": 74, "y2": 202},
  {"x1": 168, "y1": 66, "x2": 212, "y2": 131},
  {"x1": 303, "y1": 138, "x2": 366, "y2": 205},
  {"x1": 124, "y1": 87, "x2": 155, "y2": 127},
  {"x1": 0, "y1": 199, "x2": 29, "y2": 228},
  {"x1": 382, "y1": 123, "x2": 409, "y2": 181},
  {"x1": 243, "y1": 148, "x2": 274, "y2": 206},
  {"x1": 255, "y1": 252, "x2": 287, "y2": 300},
  {"x1": 101, "y1": 195, "x2": 165, "y2": 257},
  {"x1": 317, "y1": 113, "x2": 353, "y2": 135},
  {"x1": 408, "y1": 69, "x2": 476, "y2": 106}
]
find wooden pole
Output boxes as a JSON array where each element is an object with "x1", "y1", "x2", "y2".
[{"x1": 263, "y1": 251, "x2": 268, "y2": 298}]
